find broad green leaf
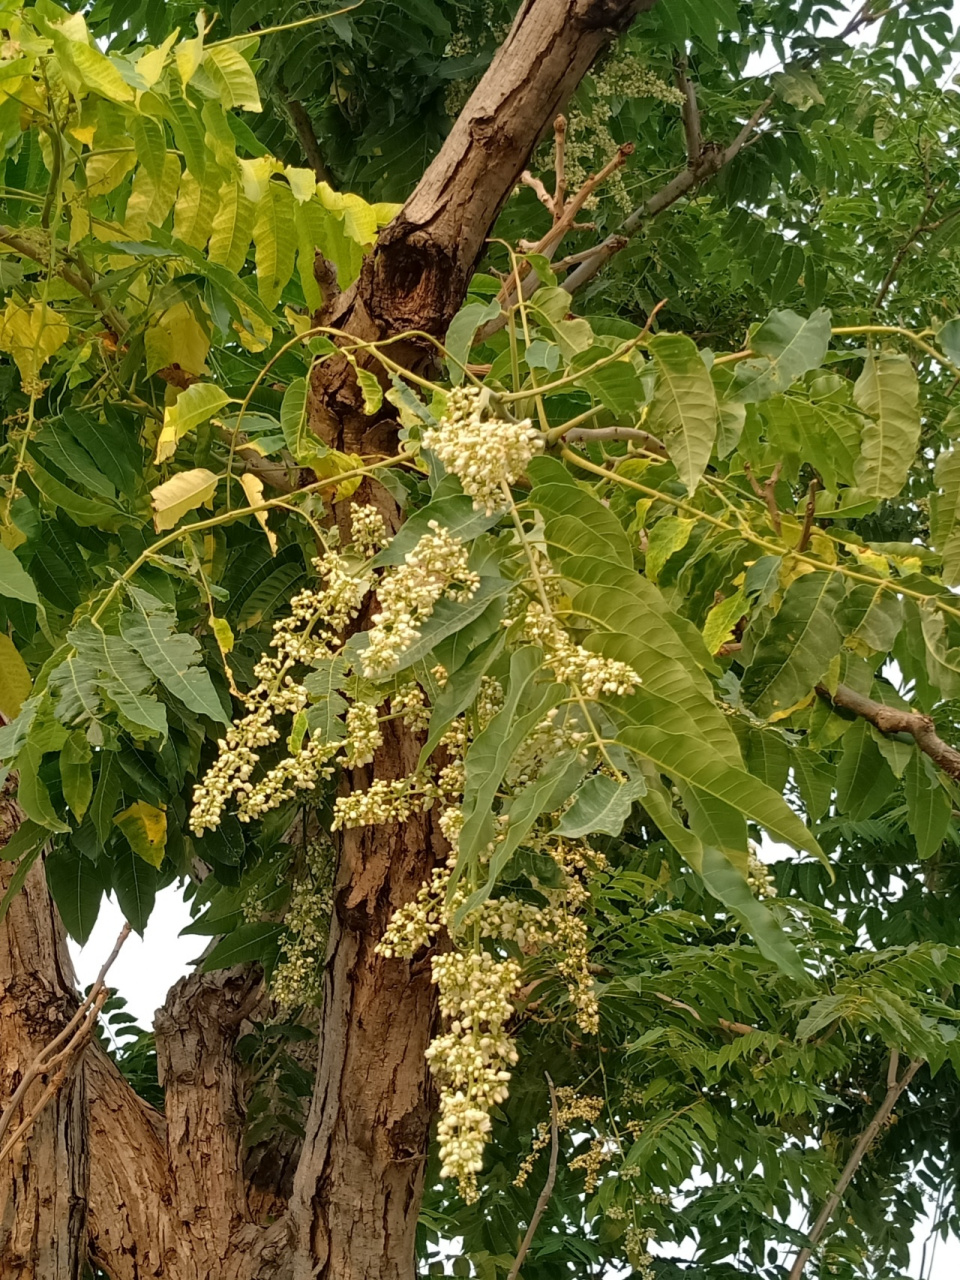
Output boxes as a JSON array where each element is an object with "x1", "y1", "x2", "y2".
[
  {"x1": 0, "y1": 842, "x2": 43, "y2": 926},
  {"x1": 203, "y1": 921, "x2": 284, "y2": 971},
  {"x1": 120, "y1": 585, "x2": 229, "y2": 723},
  {"x1": 444, "y1": 300, "x2": 501, "y2": 384},
  {"x1": 69, "y1": 617, "x2": 168, "y2": 740},
  {"x1": 280, "y1": 377, "x2": 312, "y2": 461},
  {"x1": 418, "y1": 629, "x2": 505, "y2": 769},
  {"x1": 113, "y1": 845, "x2": 158, "y2": 934},
  {"x1": 528, "y1": 479, "x2": 634, "y2": 570},
  {"x1": 29, "y1": 462, "x2": 125, "y2": 530},
  {"x1": 383, "y1": 578, "x2": 512, "y2": 675},
  {"x1": 453, "y1": 647, "x2": 563, "y2": 900},
  {"x1": 904, "y1": 751, "x2": 951, "y2": 860},
  {"x1": 60, "y1": 731, "x2": 93, "y2": 823},
  {"x1": 0, "y1": 544, "x2": 38, "y2": 604},
  {"x1": 734, "y1": 308, "x2": 831, "y2": 401},
  {"x1": 17, "y1": 741, "x2": 69, "y2": 833},
  {"x1": 35, "y1": 417, "x2": 116, "y2": 499},
  {"x1": 836, "y1": 719, "x2": 896, "y2": 819},
  {"x1": 303, "y1": 655, "x2": 348, "y2": 742},
  {"x1": 741, "y1": 573, "x2": 845, "y2": 718},
  {"x1": 48, "y1": 656, "x2": 101, "y2": 727},
  {"x1": 0, "y1": 634, "x2": 31, "y2": 719},
  {"x1": 90, "y1": 754, "x2": 121, "y2": 847},
  {"x1": 852, "y1": 353, "x2": 920, "y2": 499},
  {"x1": 556, "y1": 774, "x2": 646, "y2": 838},
  {"x1": 700, "y1": 846, "x2": 805, "y2": 980},
  {"x1": 792, "y1": 750, "x2": 834, "y2": 821},
  {"x1": 155, "y1": 382, "x2": 230, "y2": 462},
  {"x1": 374, "y1": 491, "x2": 503, "y2": 567},
  {"x1": 646, "y1": 332, "x2": 718, "y2": 493},
  {"x1": 151, "y1": 468, "x2": 219, "y2": 533},
  {"x1": 45, "y1": 845, "x2": 102, "y2": 943},
  {"x1": 114, "y1": 800, "x2": 167, "y2": 868},
  {"x1": 0, "y1": 818, "x2": 46, "y2": 863}
]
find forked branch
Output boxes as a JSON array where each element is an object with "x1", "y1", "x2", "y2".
[
  {"x1": 787, "y1": 1051, "x2": 924, "y2": 1279},
  {"x1": 815, "y1": 682, "x2": 960, "y2": 781}
]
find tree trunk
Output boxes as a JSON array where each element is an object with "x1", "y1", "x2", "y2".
[
  {"x1": 295, "y1": 3, "x2": 656, "y2": 1276},
  {"x1": 0, "y1": 783, "x2": 87, "y2": 1280}
]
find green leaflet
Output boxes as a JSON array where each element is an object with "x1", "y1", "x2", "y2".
[
  {"x1": 61, "y1": 730, "x2": 93, "y2": 823},
  {"x1": 852, "y1": 353, "x2": 921, "y2": 499},
  {"x1": 615, "y1": 715, "x2": 825, "y2": 865},
  {"x1": 120, "y1": 585, "x2": 229, "y2": 723},
  {"x1": 741, "y1": 572, "x2": 846, "y2": 718},
  {"x1": 646, "y1": 332, "x2": 718, "y2": 493},
  {"x1": 836, "y1": 719, "x2": 896, "y2": 819},
  {"x1": 48, "y1": 656, "x2": 101, "y2": 727},
  {"x1": 360, "y1": 577, "x2": 512, "y2": 676},
  {"x1": 451, "y1": 647, "x2": 564, "y2": 904},
  {"x1": 113, "y1": 844, "x2": 157, "y2": 934},
  {"x1": 304, "y1": 655, "x2": 349, "y2": 742},
  {"x1": 417, "y1": 629, "x2": 505, "y2": 770},
  {"x1": 0, "y1": 841, "x2": 43, "y2": 926},
  {"x1": 280, "y1": 377, "x2": 313, "y2": 462},
  {"x1": 791, "y1": 749, "x2": 834, "y2": 821},
  {"x1": 203, "y1": 921, "x2": 284, "y2": 972},
  {"x1": 527, "y1": 476, "x2": 634, "y2": 570},
  {"x1": 68, "y1": 616, "x2": 168, "y2": 740},
  {"x1": 458, "y1": 750, "x2": 587, "y2": 920},
  {"x1": 904, "y1": 751, "x2": 951, "y2": 860},
  {"x1": 373, "y1": 490, "x2": 503, "y2": 567},
  {"x1": 837, "y1": 584, "x2": 903, "y2": 653},
  {"x1": 733, "y1": 308, "x2": 831, "y2": 402},
  {"x1": 34, "y1": 418, "x2": 117, "y2": 499},
  {"x1": 557, "y1": 774, "x2": 646, "y2": 838},
  {"x1": 444, "y1": 300, "x2": 501, "y2": 384},
  {"x1": 45, "y1": 845, "x2": 102, "y2": 944},
  {"x1": 637, "y1": 765, "x2": 805, "y2": 979},
  {"x1": 0, "y1": 544, "x2": 38, "y2": 605},
  {"x1": 18, "y1": 741, "x2": 70, "y2": 832}
]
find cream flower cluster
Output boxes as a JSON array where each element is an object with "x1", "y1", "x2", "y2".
[
  {"x1": 515, "y1": 1087, "x2": 605, "y2": 1188},
  {"x1": 342, "y1": 702, "x2": 382, "y2": 768},
  {"x1": 362, "y1": 522, "x2": 479, "y2": 676},
  {"x1": 746, "y1": 842, "x2": 777, "y2": 899},
  {"x1": 271, "y1": 838, "x2": 335, "y2": 1009},
  {"x1": 426, "y1": 950, "x2": 521, "y2": 1201},
  {"x1": 523, "y1": 601, "x2": 640, "y2": 699},
  {"x1": 421, "y1": 385, "x2": 543, "y2": 515}
]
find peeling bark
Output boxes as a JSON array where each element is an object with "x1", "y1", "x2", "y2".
[{"x1": 0, "y1": 785, "x2": 87, "y2": 1280}]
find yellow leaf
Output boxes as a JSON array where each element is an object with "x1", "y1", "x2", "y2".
[
  {"x1": 151, "y1": 468, "x2": 219, "y2": 533},
  {"x1": 208, "y1": 179, "x2": 255, "y2": 272},
  {"x1": 239, "y1": 472, "x2": 277, "y2": 555},
  {"x1": 145, "y1": 301, "x2": 210, "y2": 377},
  {"x1": 52, "y1": 29, "x2": 135, "y2": 104},
  {"x1": 175, "y1": 18, "x2": 206, "y2": 88},
  {"x1": 285, "y1": 165, "x2": 316, "y2": 205},
  {"x1": 253, "y1": 180, "x2": 297, "y2": 308},
  {"x1": 211, "y1": 616, "x2": 234, "y2": 655},
  {"x1": 203, "y1": 45, "x2": 261, "y2": 112},
  {"x1": 114, "y1": 801, "x2": 167, "y2": 868},
  {"x1": 124, "y1": 152, "x2": 180, "y2": 238},
  {"x1": 0, "y1": 299, "x2": 69, "y2": 387},
  {"x1": 135, "y1": 30, "x2": 179, "y2": 89},
  {"x1": 84, "y1": 147, "x2": 137, "y2": 198},
  {"x1": 155, "y1": 382, "x2": 230, "y2": 463},
  {"x1": 173, "y1": 167, "x2": 220, "y2": 251},
  {"x1": 701, "y1": 589, "x2": 746, "y2": 656},
  {"x1": 238, "y1": 155, "x2": 278, "y2": 203},
  {"x1": 0, "y1": 634, "x2": 31, "y2": 719}
]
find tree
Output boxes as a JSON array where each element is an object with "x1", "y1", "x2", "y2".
[{"x1": 2, "y1": 1, "x2": 960, "y2": 1278}]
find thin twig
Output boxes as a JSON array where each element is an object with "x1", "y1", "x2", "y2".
[
  {"x1": 553, "y1": 115, "x2": 567, "y2": 221},
  {"x1": 787, "y1": 1052, "x2": 923, "y2": 1279},
  {"x1": 521, "y1": 170, "x2": 555, "y2": 215},
  {"x1": 0, "y1": 923, "x2": 131, "y2": 1161},
  {"x1": 796, "y1": 478, "x2": 821, "y2": 553},
  {"x1": 654, "y1": 991, "x2": 757, "y2": 1037},
  {"x1": 507, "y1": 1076, "x2": 560, "y2": 1280},
  {"x1": 281, "y1": 94, "x2": 331, "y2": 185},
  {"x1": 744, "y1": 461, "x2": 782, "y2": 535},
  {"x1": 675, "y1": 55, "x2": 703, "y2": 165}
]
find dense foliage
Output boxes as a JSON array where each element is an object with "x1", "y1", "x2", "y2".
[{"x1": 3, "y1": 1, "x2": 960, "y2": 1278}]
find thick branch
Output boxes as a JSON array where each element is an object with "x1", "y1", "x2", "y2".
[
  {"x1": 787, "y1": 1052, "x2": 923, "y2": 1279},
  {"x1": 282, "y1": 93, "x2": 332, "y2": 185},
  {"x1": 815, "y1": 683, "x2": 960, "y2": 780}
]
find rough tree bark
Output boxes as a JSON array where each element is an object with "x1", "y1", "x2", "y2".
[
  {"x1": 0, "y1": 783, "x2": 87, "y2": 1280},
  {"x1": 0, "y1": 3, "x2": 658, "y2": 1278}
]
